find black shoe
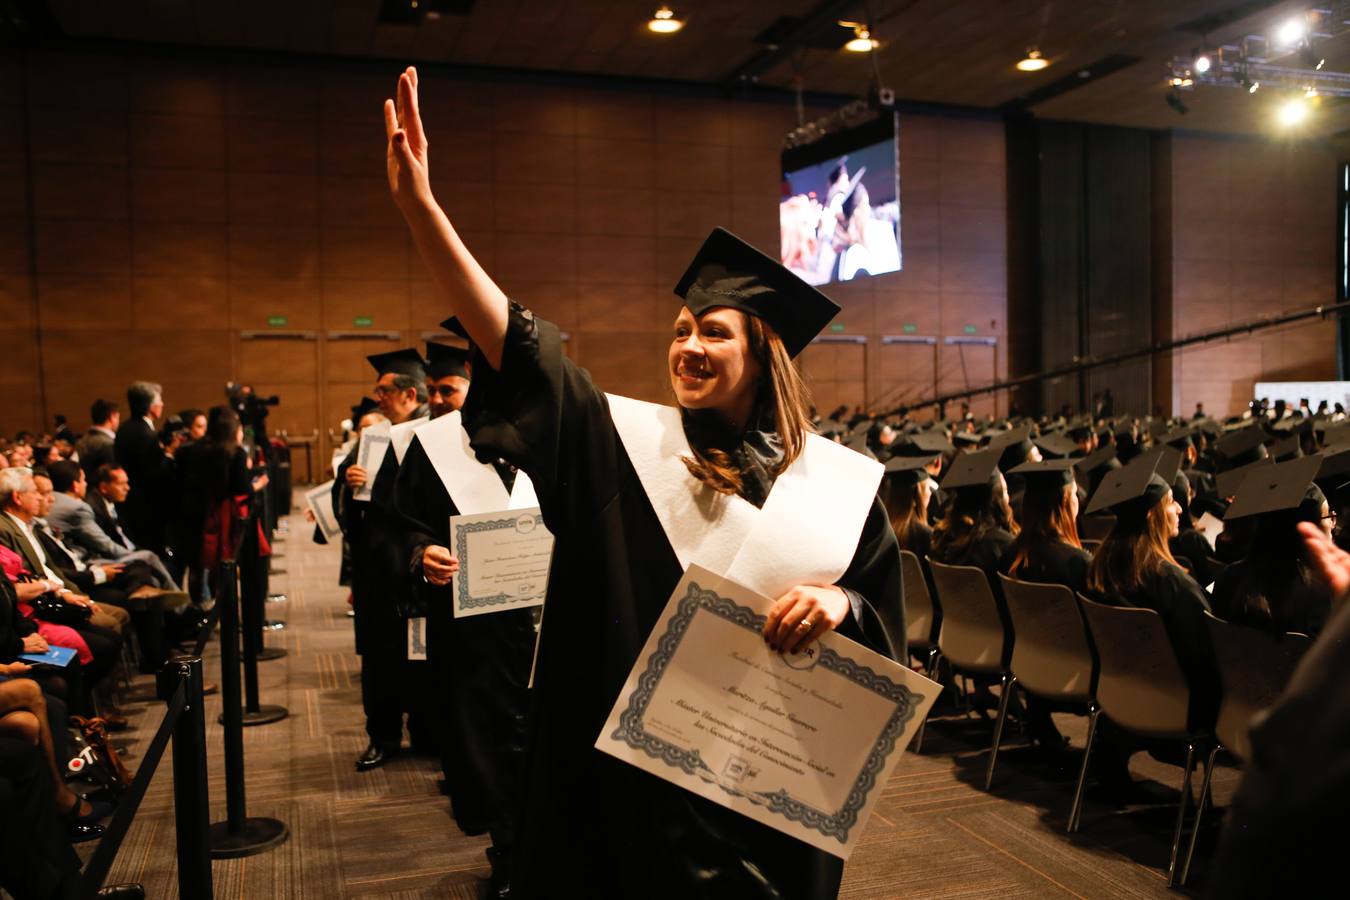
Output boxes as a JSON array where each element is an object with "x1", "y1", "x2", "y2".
[
  {"x1": 96, "y1": 884, "x2": 145, "y2": 898},
  {"x1": 69, "y1": 822, "x2": 107, "y2": 843},
  {"x1": 356, "y1": 744, "x2": 397, "y2": 771},
  {"x1": 486, "y1": 846, "x2": 511, "y2": 899}
]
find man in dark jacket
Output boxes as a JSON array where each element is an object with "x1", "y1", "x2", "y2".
[{"x1": 114, "y1": 381, "x2": 168, "y2": 558}]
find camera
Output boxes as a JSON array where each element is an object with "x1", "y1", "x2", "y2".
[{"x1": 225, "y1": 382, "x2": 279, "y2": 435}]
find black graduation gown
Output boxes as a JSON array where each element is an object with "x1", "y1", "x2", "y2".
[
  {"x1": 1170, "y1": 527, "x2": 1217, "y2": 588},
  {"x1": 998, "y1": 539, "x2": 1091, "y2": 597},
  {"x1": 1209, "y1": 560, "x2": 1329, "y2": 637},
  {"x1": 1097, "y1": 564, "x2": 1219, "y2": 731},
  {"x1": 460, "y1": 304, "x2": 902, "y2": 900},
  {"x1": 390, "y1": 433, "x2": 535, "y2": 844},
  {"x1": 931, "y1": 527, "x2": 1015, "y2": 584}
]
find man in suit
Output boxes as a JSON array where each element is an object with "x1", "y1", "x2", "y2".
[
  {"x1": 75, "y1": 398, "x2": 119, "y2": 483},
  {"x1": 0, "y1": 467, "x2": 127, "y2": 638},
  {"x1": 45, "y1": 460, "x2": 179, "y2": 591},
  {"x1": 86, "y1": 465, "x2": 137, "y2": 553},
  {"x1": 114, "y1": 381, "x2": 168, "y2": 558}
]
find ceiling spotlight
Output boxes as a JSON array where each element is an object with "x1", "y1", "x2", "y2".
[
  {"x1": 1278, "y1": 96, "x2": 1309, "y2": 127},
  {"x1": 647, "y1": 6, "x2": 683, "y2": 33},
  {"x1": 1166, "y1": 89, "x2": 1189, "y2": 115},
  {"x1": 1017, "y1": 48, "x2": 1049, "y2": 71},
  {"x1": 1250, "y1": 80, "x2": 1260, "y2": 93},
  {"x1": 1194, "y1": 52, "x2": 1211, "y2": 74},
  {"x1": 1275, "y1": 17, "x2": 1306, "y2": 48},
  {"x1": 844, "y1": 25, "x2": 879, "y2": 52}
]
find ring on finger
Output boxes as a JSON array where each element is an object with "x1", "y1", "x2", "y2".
[{"x1": 795, "y1": 618, "x2": 814, "y2": 632}]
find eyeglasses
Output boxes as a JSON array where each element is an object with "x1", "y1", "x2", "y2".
[
  {"x1": 428, "y1": 385, "x2": 461, "y2": 398},
  {"x1": 373, "y1": 384, "x2": 400, "y2": 398}
]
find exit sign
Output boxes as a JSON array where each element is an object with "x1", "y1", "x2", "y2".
[
  {"x1": 353, "y1": 316, "x2": 374, "y2": 327},
  {"x1": 267, "y1": 315, "x2": 288, "y2": 327},
  {"x1": 963, "y1": 325, "x2": 977, "y2": 334},
  {"x1": 902, "y1": 323, "x2": 917, "y2": 333},
  {"x1": 829, "y1": 324, "x2": 846, "y2": 332}
]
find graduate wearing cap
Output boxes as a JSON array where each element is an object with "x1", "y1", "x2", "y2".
[
  {"x1": 387, "y1": 70, "x2": 903, "y2": 900},
  {"x1": 1166, "y1": 469, "x2": 1219, "y2": 590},
  {"x1": 332, "y1": 347, "x2": 431, "y2": 773},
  {"x1": 881, "y1": 455, "x2": 936, "y2": 561},
  {"x1": 388, "y1": 331, "x2": 536, "y2": 879},
  {"x1": 931, "y1": 449, "x2": 1018, "y2": 582},
  {"x1": 1085, "y1": 449, "x2": 1219, "y2": 733},
  {"x1": 999, "y1": 460, "x2": 1091, "y2": 597},
  {"x1": 1209, "y1": 456, "x2": 1332, "y2": 637}
]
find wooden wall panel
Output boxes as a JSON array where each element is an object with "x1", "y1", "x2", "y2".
[{"x1": 2, "y1": 49, "x2": 1009, "y2": 466}]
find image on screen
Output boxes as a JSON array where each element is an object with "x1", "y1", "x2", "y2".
[{"x1": 780, "y1": 115, "x2": 901, "y2": 286}]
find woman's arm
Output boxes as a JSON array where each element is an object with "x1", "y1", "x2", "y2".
[{"x1": 385, "y1": 67, "x2": 509, "y2": 368}]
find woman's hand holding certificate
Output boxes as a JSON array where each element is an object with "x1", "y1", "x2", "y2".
[{"x1": 597, "y1": 565, "x2": 941, "y2": 859}]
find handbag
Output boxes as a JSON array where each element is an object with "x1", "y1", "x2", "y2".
[{"x1": 20, "y1": 572, "x2": 92, "y2": 625}]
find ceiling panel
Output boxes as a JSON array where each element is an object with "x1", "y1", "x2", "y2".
[{"x1": 41, "y1": 0, "x2": 1350, "y2": 136}]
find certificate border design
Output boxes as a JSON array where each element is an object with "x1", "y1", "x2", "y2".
[
  {"x1": 453, "y1": 513, "x2": 549, "y2": 610},
  {"x1": 305, "y1": 484, "x2": 340, "y2": 539},
  {"x1": 610, "y1": 581, "x2": 922, "y2": 845}
]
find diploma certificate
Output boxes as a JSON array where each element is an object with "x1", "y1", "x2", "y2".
[
  {"x1": 352, "y1": 422, "x2": 391, "y2": 503},
  {"x1": 449, "y1": 507, "x2": 554, "y2": 618},
  {"x1": 304, "y1": 480, "x2": 341, "y2": 541},
  {"x1": 597, "y1": 565, "x2": 941, "y2": 858}
]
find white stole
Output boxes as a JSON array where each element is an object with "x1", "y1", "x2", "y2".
[
  {"x1": 412, "y1": 411, "x2": 538, "y2": 514},
  {"x1": 390, "y1": 415, "x2": 430, "y2": 464},
  {"x1": 605, "y1": 394, "x2": 882, "y2": 600}
]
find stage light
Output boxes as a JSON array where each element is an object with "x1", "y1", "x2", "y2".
[
  {"x1": 1194, "y1": 52, "x2": 1211, "y2": 74},
  {"x1": 647, "y1": 6, "x2": 683, "y2": 33},
  {"x1": 1169, "y1": 76, "x2": 1193, "y2": 88},
  {"x1": 1278, "y1": 96, "x2": 1309, "y2": 127},
  {"x1": 1017, "y1": 48, "x2": 1049, "y2": 71},
  {"x1": 1275, "y1": 16, "x2": 1306, "y2": 48},
  {"x1": 1250, "y1": 80, "x2": 1260, "y2": 93},
  {"x1": 1166, "y1": 90, "x2": 1189, "y2": 115},
  {"x1": 845, "y1": 26, "x2": 879, "y2": 52}
]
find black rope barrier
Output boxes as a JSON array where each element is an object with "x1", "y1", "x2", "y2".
[{"x1": 81, "y1": 657, "x2": 212, "y2": 899}]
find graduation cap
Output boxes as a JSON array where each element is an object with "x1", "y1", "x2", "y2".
[
  {"x1": 1192, "y1": 418, "x2": 1223, "y2": 438},
  {"x1": 884, "y1": 455, "x2": 937, "y2": 486},
  {"x1": 894, "y1": 432, "x2": 954, "y2": 456},
  {"x1": 988, "y1": 425, "x2": 1034, "y2": 471},
  {"x1": 940, "y1": 449, "x2": 1001, "y2": 491},
  {"x1": 1008, "y1": 459, "x2": 1077, "y2": 493},
  {"x1": 952, "y1": 430, "x2": 983, "y2": 447},
  {"x1": 1034, "y1": 432, "x2": 1079, "y2": 459},
  {"x1": 846, "y1": 433, "x2": 875, "y2": 459},
  {"x1": 1159, "y1": 425, "x2": 1194, "y2": 450},
  {"x1": 367, "y1": 348, "x2": 427, "y2": 381},
  {"x1": 1313, "y1": 444, "x2": 1350, "y2": 492},
  {"x1": 1215, "y1": 425, "x2": 1268, "y2": 466},
  {"x1": 1224, "y1": 455, "x2": 1325, "y2": 521},
  {"x1": 674, "y1": 227, "x2": 840, "y2": 358},
  {"x1": 1084, "y1": 449, "x2": 1176, "y2": 516},
  {"x1": 438, "y1": 316, "x2": 470, "y2": 340},
  {"x1": 1074, "y1": 446, "x2": 1117, "y2": 475},
  {"x1": 350, "y1": 396, "x2": 379, "y2": 420},
  {"x1": 425, "y1": 342, "x2": 470, "y2": 380},
  {"x1": 1320, "y1": 422, "x2": 1350, "y2": 447},
  {"x1": 1067, "y1": 420, "x2": 1095, "y2": 441},
  {"x1": 1214, "y1": 456, "x2": 1276, "y2": 499},
  {"x1": 1268, "y1": 435, "x2": 1303, "y2": 462}
]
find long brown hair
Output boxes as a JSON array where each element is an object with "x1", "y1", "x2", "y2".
[
  {"x1": 931, "y1": 473, "x2": 1019, "y2": 562},
  {"x1": 1007, "y1": 482, "x2": 1081, "y2": 577},
  {"x1": 681, "y1": 314, "x2": 814, "y2": 496},
  {"x1": 884, "y1": 477, "x2": 929, "y2": 551},
  {"x1": 1087, "y1": 492, "x2": 1179, "y2": 596}
]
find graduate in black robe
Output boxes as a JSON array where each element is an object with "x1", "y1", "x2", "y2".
[
  {"x1": 390, "y1": 341, "x2": 534, "y2": 895},
  {"x1": 385, "y1": 70, "x2": 902, "y2": 899},
  {"x1": 333, "y1": 348, "x2": 430, "y2": 770},
  {"x1": 998, "y1": 459, "x2": 1092, "y2": 597}
]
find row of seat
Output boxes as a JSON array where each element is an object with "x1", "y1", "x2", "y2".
[{"x1": 899, "y1": 550, "x2": 1310, "y2": 888}]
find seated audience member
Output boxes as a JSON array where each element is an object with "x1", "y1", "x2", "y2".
[
  {"x1": 1168, "y1": 470, "x2": 1218, "y2": 589},
  {"x1": 931, "y1": 449, "x2": 1018, "y2": 580},
  {"x1": 44, "y1": 461, "x2": 180, "y2": 591},
  {"x1": 1210, "y1": 457, "x2": 1332, "y2": 637},
  {"x1": 999, "y1": 459, "x2": 1092, "y2": 596},
  {"x1": 1085, "y1": 450, "x2": 1219, "y2": 732},
  {"x1": 0, "y1": 571, "x2": 78, "y2": 757},
  {"x1": 883, "y1": 455, "x2": 936, "y2": 560},
  {"x1": 76, "y1": 398, "x2": 120, "y2": 483},
  {"x1": 0, "y1": 737, "x2": 84, "y2": 899}
]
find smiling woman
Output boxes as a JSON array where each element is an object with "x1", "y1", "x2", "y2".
[{"x1": 384, "y1": 65, "x2": 904, "y2": 900}]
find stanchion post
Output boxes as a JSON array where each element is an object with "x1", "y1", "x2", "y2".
[
  {"x1": 216, "y1": 560, "x2": 247, "y2": 829},
  {"x1": 170, "y1": 656, "x2": 214, "y2": 900},
  {"x1": 231, "y1": 519, "x2": 288, "y2": 726}
]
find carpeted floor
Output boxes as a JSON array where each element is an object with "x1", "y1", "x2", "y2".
[{"x1": 80, "y1": 505, "x2": 1238, "y2": 898}]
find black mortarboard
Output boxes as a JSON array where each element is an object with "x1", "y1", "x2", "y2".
[
  {"x1": 1314, "y1": 445, "x2": 1350, "y2": 492},
  {"x1": 1159, "y1": 425, "x2": 1194, "y2": 450},
  {"x1": 940, "y1": 449, "x2": 1001, "y2": 491},
  {"x1": 674, "y1": 227, "x2": 840, "y2": 358},
  {"x1": 1215, "y1": 456, "x2": 1275, "y2": 499},
  {"x1": 1067, "y1": 420, "x2": 1094, "y2": 441},
  {"x1": 350, "y1": 397, "x2": 378, "y2": 420},
  {"x1": 1268, "y1": 435, "x2": 1303, "y2": 462},
  {"x1": 1074, "y1": 446, "x2": 1117, "y2": 475},
  {"x1": 1009, "y1": 459, "x2": 1077, "y2": 493},
  {"x1": 366, "y1": 348, "x2": 427, "y2": 381},
  {"x1": 425, "y1": 342, "x2": 471, "y2": 380},
  {"x1": 1034, "y1": 433, "x2": 1079, "y2": 459},
  {"x1": 1224, "y1": 455, "x2": 1325, "y2": 521},
  {"x1": 846, "y1": 433, "x2": 875, "y2": 459},
  {"x1": 438, "y1": 316, "x2": 470, "y2": 340},
  {"x1": 884, "y1": 455, "x2": 937, "y2": 486},
  {"x1": 895, "y1": 432, "x2": 954, "y2": 456},
  {"x1": 1192, "y1": 418, "x2": 1223, "y2": 438},
  {"x1": 1215, "y1": 426, "x2": 1269, "y2": 466},
  {"x1": 1321, "y1": 422, "x2": 1350, "y2": 447},
  {"x1": 1084, "y1": 449, "x2": 1175, "y2": 516},
  {"x1": 952, "y1": 431, "x2": 983, "y2": 447},
  {"x1": 988, "y1": 425, "x2": 1034, "y2": 471}
]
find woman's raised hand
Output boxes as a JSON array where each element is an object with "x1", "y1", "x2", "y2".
[{"x1": 384, "y1": 66, "x2": 433, "y2": 213}]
